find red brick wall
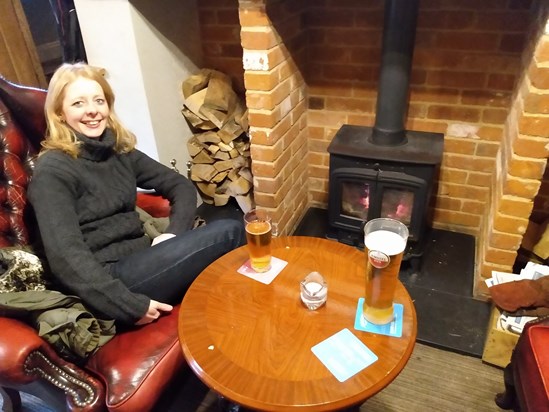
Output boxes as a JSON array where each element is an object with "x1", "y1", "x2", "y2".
[
  {"x1": 528, "y1": 23, "x2": 549, "y2": 226},
  {"x1": 306, "y1": 0, "x2": 532, "y2": 234},
  {"x1": 198, "y1": 0, "x2": 245, "y2": 95},
  {"x1": 479, "y1": 1, "x2": 549, "y2": 295},
  {"x1": 197, "y1": 0, "x2": 549, "y2": 295}
]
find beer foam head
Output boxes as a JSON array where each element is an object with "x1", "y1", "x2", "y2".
[
  {"x1": 246, "y1": 220, "x2": 271, "y2": 235},
  {"x1": 364, "y1": 230, "x2": 406, "y2": 255}
]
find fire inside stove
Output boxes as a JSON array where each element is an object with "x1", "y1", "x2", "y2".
[{"x1": 341, "y1": 181, "x2": 414, "y2": 225}]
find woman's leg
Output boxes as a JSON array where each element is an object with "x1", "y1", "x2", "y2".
[{"x1": 109, "y1": 218, "x2": 246, "y2": 304}]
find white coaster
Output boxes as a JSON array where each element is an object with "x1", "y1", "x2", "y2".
[{"x1": 237, "y1": 257, "x2": 288, "y2": 284}]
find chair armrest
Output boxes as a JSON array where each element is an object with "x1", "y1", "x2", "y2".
[
  {"x1": 136, "y1": 192, "x2": 170, "y2": 218},
  {"x1": 0, "y1": 317, "x2": 46, "y2": 384},
  {"x1": 85, "y1": 305, "x2": 184, "y2": 412},
  {"x1": 0, "y1": 317, "x2": 105, "y2": 410}
]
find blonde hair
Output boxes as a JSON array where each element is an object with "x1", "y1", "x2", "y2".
[{"x1": 42, "y1": 62, "x2": 136, "y2": 157}]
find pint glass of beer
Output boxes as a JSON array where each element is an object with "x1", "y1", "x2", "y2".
[
  {"x1": 244, "y1": 209, "x2": 272, "y2": 273},
  {"x1": 363, "y1": 218, "x2": 409, "y2": 325}
]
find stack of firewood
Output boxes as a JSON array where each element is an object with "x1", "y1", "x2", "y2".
[{"x1": 181, "y1": 69, "x2": 252, "y2": 211}]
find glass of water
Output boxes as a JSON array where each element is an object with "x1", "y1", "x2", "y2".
[{"x1": 300, "y1": 271, "x2": 328, "y2": 310}]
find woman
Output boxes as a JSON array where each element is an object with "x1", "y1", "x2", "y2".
[{"x1": 28, "y1": 63, "x2": 245, "y2": 326}]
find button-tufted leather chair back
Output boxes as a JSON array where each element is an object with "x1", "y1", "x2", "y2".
[{"x1": 0, "y1": 78, "x2": 48, "y2": 248}]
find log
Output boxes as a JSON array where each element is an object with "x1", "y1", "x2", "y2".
[
  {"x1": 211, "y1": 170, "x2": 229, "y2": 183},
  {"x1": 185, "y1": 88, "x2": 209, "y2": 120},
  {"x1": 207, "y1": 144, "x2": 220, "y2": 155},
  {"x1": 192, "y1": 150, "x2": 215, "y2": 164},
  {"x1": 187, "y1": 138, "x2": 203, "y2": 157},
  {"x1": 227, "y1": 168, "x2": 240, "y2": 182},
  {"x1": 239, "y1": 168, "x2": 253, "y2": 182},
  {"x1": 196, "y1": 131, "x2": 221, "y2": 144},
  {"x1": 181, "y1": 107, "x2": 216, "y2": 130},
  {"x1": 203, "y1": 71, "x2": 233, "y2": 112},
  {"x1": 214, "y1": 192, "x2": 230, "y2": 206},
  {"x1": 199, "y1": 105, "x2": 228, "y2": 129},
  {"x1": 218, "y1": 121, "x2": 244, "y2": 144},
  {"x1": 197, "y1": 182, "x2": 216, "y2": 198},
  {"x1": 227, "y1": 176, "x2": 252, "y2": 196},
  {"x1": 213, "y1": 151, "x2": 231, "y2": 161},
  {"x1": 235, "y1": 108, "x2": 249, "y2": 131},
  {"x1": 182, "y1": 69, "x2": 212, "y2": 98},
  {"x1": 235, "y1": 141, "x2": 250, "y2": 155},
  {"x1": 191, "y1": 164, "x2": 218, "y2": 182},
  {"x1": 214, "y1": 157, "x2": 247, "y2": 173},
  {"x1": 218, "y1": 142, "x2": 233, "y2": 152}
]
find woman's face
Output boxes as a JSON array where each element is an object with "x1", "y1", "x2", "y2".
[{"x1": 61, "y1": 77, "x2": 110, "y2": 138}]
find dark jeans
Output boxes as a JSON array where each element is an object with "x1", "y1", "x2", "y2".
[{"x1": 109, "y1": 218, "x2": 246, "y2": 305}]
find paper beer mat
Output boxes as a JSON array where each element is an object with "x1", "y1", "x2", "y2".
[
  {"x1": 311, "y1": 328, "x2": 378, "y2": 382},
  {"x1": 354, "y1": 299, "x2": 404, "y2": 338},
  {"x1": 237, "y1": 257, "x2": 288, "y2": 285}
]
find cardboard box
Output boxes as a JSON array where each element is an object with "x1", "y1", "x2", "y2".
[{"x1": 482, "y1": 306, "x2": 520, "y2": 368}]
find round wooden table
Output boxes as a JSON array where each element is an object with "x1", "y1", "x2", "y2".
[{"x1": 178, "y1": 236, "x2": 417, "y2": 411}]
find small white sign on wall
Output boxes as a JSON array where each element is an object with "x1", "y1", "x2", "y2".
[{"x1": 243, "y1": 51, "x2": 269, "y2": 71}]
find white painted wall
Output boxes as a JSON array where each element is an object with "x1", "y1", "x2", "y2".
[{"x1": 74, "y1": 0, "x2": 202, "y2": 170}]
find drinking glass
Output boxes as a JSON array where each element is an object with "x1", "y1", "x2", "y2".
[
  {"x1": 300, "y1": 272, "x2": 328, "y2": 310},
  {"x1": 244, "y1": 209, "x2": 273, "y2": 273},
  {"x1": 363, "y1": 218, "x2": 409, "y2": 324}
]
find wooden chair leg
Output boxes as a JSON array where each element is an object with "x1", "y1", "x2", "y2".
[{"x1": 1, "y1": 386, "x2": 22, "y2": 411}]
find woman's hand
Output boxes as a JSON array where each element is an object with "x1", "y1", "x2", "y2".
[{"x1": 135, "y1": 300, "x2": 173, "y2": 325}]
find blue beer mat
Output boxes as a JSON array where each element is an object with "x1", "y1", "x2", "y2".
[
  {"x1": 311, "y1": 328, "x2": 378, "y2": 382},
  {"x1": 354, "y1": 299, "x2": 404, "y2": 338}
]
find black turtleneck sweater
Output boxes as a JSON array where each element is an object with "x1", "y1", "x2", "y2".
[{"x1": 28, "y1": 130, "x2": 198, "y2": 324}]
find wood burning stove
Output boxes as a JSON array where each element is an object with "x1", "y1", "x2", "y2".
[
  {"x1": 327, "y1": 125, "x2": 443, "y2": 257},
  {"x1": 327, "y1": 0, "x2": 443, "y2": 259}
]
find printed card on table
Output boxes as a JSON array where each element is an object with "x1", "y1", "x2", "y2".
[
  {"x1": 311, "y1": 328, "x2": 378, "y2": 382},
  {"x1": 237, "y1": 256, "x2": 288, "y2": 284}
]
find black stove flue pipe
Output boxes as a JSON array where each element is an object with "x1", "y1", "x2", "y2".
[{"x1": 370, "y1": 0, "x2": 420, "y2": 146}]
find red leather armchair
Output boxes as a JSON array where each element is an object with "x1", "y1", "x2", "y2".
[
  {"x1": 496, "y1": 316, "x2": 549, "y2": 412},
  {"x1": 0, "y1": 77, "x2": 186, "y2": 411}
]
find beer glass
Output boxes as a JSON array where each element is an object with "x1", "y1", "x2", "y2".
[
  {"x1": 363, "y1": 218, "x2": 409, "y2": 325},
  {"x1": 244, "y1": 209, "x2": 273, "y2": 272}
]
